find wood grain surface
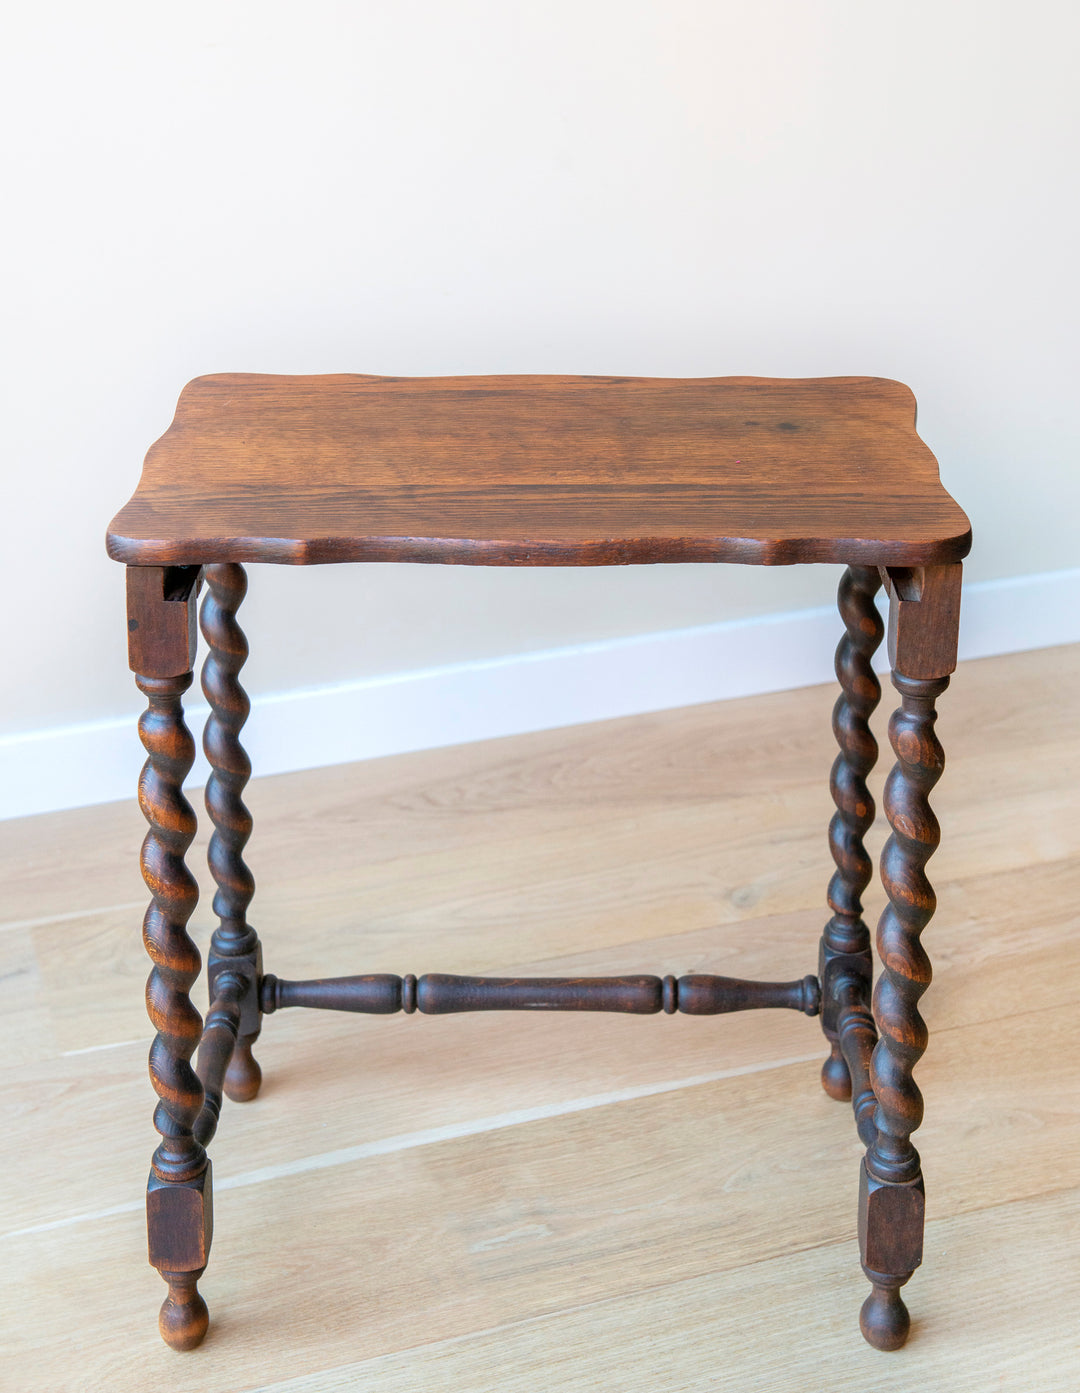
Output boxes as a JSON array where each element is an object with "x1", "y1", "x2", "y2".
[
  {"x1": 106, "y1": 374, "x2": 971, "y2": 567},
  {"x1": 1, "y1": 644, "x2": 1075, "y2": 1390}
]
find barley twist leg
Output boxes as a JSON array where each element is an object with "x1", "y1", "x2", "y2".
[
  {"x1": 201, "y1": 562, "x2": 263, "y2": 1102},
  {"x1": 137, "y1": 670, "x2": 211, "y2": 1351},
  {"x1": 859, "y1": 671, "x2": 948, "y2": 1350},
  {"x1": 820, "y1": 565, "x2": 884, "y2": 1099}
]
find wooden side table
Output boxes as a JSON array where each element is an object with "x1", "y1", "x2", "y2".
[{"x1": 106, "y1": 374, "x2": 970, "y2": 1353}]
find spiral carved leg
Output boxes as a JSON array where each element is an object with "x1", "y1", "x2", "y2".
[
  {"x1": 201, "y1": 563, "x2": 263, "y2": 1103},
  {"x1": 819, "y1": 566, "x2": 883, "y2": 1101},
  {"x1": 857, "y1": 670, "x2": 948, "y2": 1350},
  {"x1": 137, "y1": 669, "x2": 213, "y2": 1351}
]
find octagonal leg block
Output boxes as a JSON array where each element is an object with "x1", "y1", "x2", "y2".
[
  {"x1": 147, "y1": 1164, "x2": 213, "y2": 1350},
  {"x1": 858, "y1": 1161, "x2": 924, "y2": 1350}
]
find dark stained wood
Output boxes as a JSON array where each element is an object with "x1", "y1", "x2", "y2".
[
  {"x1": 151, "y1": 1264, "x2": 209, "y2": 1355},
  {"x1": 819, "y1": 566, "x2": 882, "y2": 1100},
  {"x1": 193, "y1": 973, "x2": 244, "y2": 1147},
  {"x1": 258, "y1": 971, "x2": 821, "y2": 1017},
  {"x1": 834, "y1": 975, "x2": 878, "y2": 1147},
  {"x1": 106, "y1": 375, "x2": 971, "y2": 569},
  {"x1": 417, "y1": 974, "x2": 664, "y2": 1014},
  {"x1": 201, "y1": 563, "x2": 263, "y2": 1104},
  {"x1": 883, "y1": 562, "x2": 963, "y2": 678},
  {"x1": 676, "y1": 974, "x2": 821, "y2": 1016},
  {"x1": 136, "y1": 667, "x2": 211, "y2": 1351},
  {"x1": 126, "y1": 565, "x2": 200, "y2": 677},
  {"x1": 261, "y1": 972, "x2": 404, "y2": 1015},
  {"x1": 110, "y1": 373, "x2": 969, "y2": 1353},
  {"x1": 859, "y1": 670, "x2": 950, "y2": 1350},
  {"x1": 859, "y1": 1167, "x2": 926, "y2": 1352}
]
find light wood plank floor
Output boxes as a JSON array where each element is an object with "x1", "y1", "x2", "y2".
[{"x1": 2, "y1": 644, "x2": 1078, "y2": 1392}]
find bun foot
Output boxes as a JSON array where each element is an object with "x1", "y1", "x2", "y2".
[
  {"x1": 821, "y1": 1044, "x2": 852, "y2": 1101},
  {"x1": 223, "y1": 1034, "x2": 262, "y2": 1102},
  {"x1": 158, "y1": 1271, "x2": 209, "y2": 1351},
  {"x1": 859, "y1": 1281, "x2": 910, "y2": 1351}
]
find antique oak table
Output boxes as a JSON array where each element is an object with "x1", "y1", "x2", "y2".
[{"x1": 106, "y1": 374, "x2": 971, "y2": 1353}]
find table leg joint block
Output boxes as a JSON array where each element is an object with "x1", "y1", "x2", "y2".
[
  {"x1": 147, "y1": 1163, "x2": 214, "y2": 1272},
  {"x1": 858, "y1": 1160, "x2": 925, "y2": 1350},
  {"x1": 147, "y1": 1164, "x2": 213, "y2": 1351}
]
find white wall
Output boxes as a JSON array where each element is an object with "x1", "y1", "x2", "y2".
[{"x1": 1, "y1": 3, "x2": 1078, "y2": 796}]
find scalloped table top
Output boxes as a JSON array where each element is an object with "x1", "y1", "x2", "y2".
[{"x1": 107, "y1": 374, "x2": 971, "y2": 569}]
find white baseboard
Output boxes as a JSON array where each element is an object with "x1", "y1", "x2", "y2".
[{"x1": 2, "y1": 567, "x2": 1077, "y2": 821}]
